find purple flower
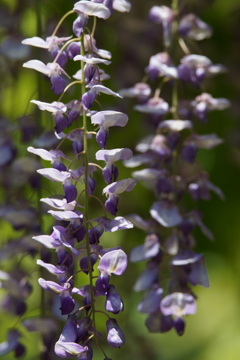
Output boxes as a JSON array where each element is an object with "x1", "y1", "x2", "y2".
[
  {"x1": 130, "y1": 234, "x2": 160, "y2": 262},
  {"x1": 160, "y1": 292, "x2": 196, "y2": 335},
  {"x1": 137, "y1": 285, "x2": 163, "y2": 313},
  {"x1": 106, "y1": 318, "x2": 125, "y2": 348},
  {"x1": 105, "y1": 284, "x2": 124, "y2": 313},
  {"x1": 93, "y1": 216, "x2": 133, "y2": 232},
  {"x1": 96, "y1": 148, "x2": 133, "y2": 183},
  {"x1": 148, "y1": 6, "x2": 175, "y2": 47},
  {"x1": 178, "y1": 14, "x2": 212, "y2": 40},
  {"x1": 178, "y1": 55, "x2": 227, "y2": 87},
  {"x1": 55, "y1": 315, "x2": 88, "y2": 358},
  {"x1": 98, "y1": 249, "x2": 128, "y2": 275},
  {"x1": 171, "y1": 250, "x2": 210, "y2": 287},
  {"x1": 134, "y1": 97, "x2": 169, "y2": 115},
  {"x1": 103, "y1": 178, "x2": 137, "y2": 215},
  {"x1": 91, "y1": 110, "x2": 128, "y2": 148},
  {"x1": 74, "y1": 1, "x2": 111, "y2": 19},
  {"x1": 191, "y1": 92, "x2": 230, "y2": 122},
  {"x1": 145, "y1": 313, "x2": 173, "y2": 333},
  {"x1": 119, "y1": 82, "x2": 151, "y2": 100},
  {"x1": 95, "y1": 270, "x2": 110, "y2": 295},
  {"x1": 73, "y1": 14, "x2": 88, "y2": 37},
  {"x1": 150, "y1": 200, "x2": 182, "y2": 228},
  {"x1": 23, "y1": 60, "x2": 68, "y2": 94},
  {"x1": 146, "y1": 52, "x2": 177, "y2": 81},
  {"x1": 38, "y1": 279, "x2": 75, "y2": 315},
  {"x1": 188, "y1": 173, "x2": 224, "y2": 201},
  {"x1": 133, "y1": 261, "x2": 159, "y2": 292},
  {"x1": 0, "y1": 330, "x2": 22, "y2": 357},
  {"x1": 22, "y1": 35, "x2": 71, "y2": 67}
]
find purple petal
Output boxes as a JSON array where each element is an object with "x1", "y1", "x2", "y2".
[
  {"x1": 105, "y1": 285, "x2": 124, "y2": 314},
  {"x1": 130, "y1": 234, "x2": 160, "y2": 262},
  {"x1": 106, "y1": 318, "x2": 125, "y2": 348},
  {"x1": 137, "y1": 286, "x2": 163, "y2": 313},
  {"x1": 145, "y1": 313, "x2": 173, "y2": 333},
  {"x1": 60, "y1": 292, "x2": 75, "y2": 315},
  {"x1": 32, "y1": 234, "x2": 61, "y2": 249},
  {"x1": 103, "y1": 178, "x2": 137, "y2": 195},
  {"x1": 96, "y1": 148, "x2": 132, "y2": 163},
  {"x1": 160, "y1": 292, "x2": 196, "y2": 316},
  {"x1": 95, "y1": 271, "x2": 110, "y2": 295},
  {"x1": 51, "y1": 74, "x2": 66, "y2": 95},
  {"x1": 37, "y1": 259, "x2": 66, "y2": 275},
  {"x1": 91, "y1": 110, "x2": 128, "y2": 128},
  {"x1": 150, "y1": 200, "x2": 182, "y2": 227},
  {"x1": 38, "y1": 278, "x2": 66, "y2": 294},
  {"x1": 55, "y1": 341, "x2": 87, "y2": 358},
  {"x1": 133, "y1": 265, "x2": 158, "y2": 292},
  {"x1": 98, "y1": 249, "x2": 127, "y2": 275}
]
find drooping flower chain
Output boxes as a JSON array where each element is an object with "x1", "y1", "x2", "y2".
[
  {"x1": 120, "y1": 1, "x2": 230, "y2": 336},
  {"x1": 22, "y1": 1, "x2": 134, "y2": 358}
]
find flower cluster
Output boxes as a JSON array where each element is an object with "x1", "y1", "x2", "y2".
[
  {"x1": 21, "y1": 0, "x2": 136, "y2": 358},
  {"x1": 121, "y1": 2, "x2": 230, "y2": 336}
]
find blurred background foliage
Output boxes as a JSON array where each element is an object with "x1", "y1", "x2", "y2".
[{"x1": 0, "y1": 0, "x2": 240, "y2": 359}]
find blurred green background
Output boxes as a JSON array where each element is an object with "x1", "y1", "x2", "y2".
[{"x1": 1, "y1": 0, "x2": 240, "y2": 359}]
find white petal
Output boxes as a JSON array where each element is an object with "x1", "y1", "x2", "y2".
[
  {"x1": 113, "y1": 0, "x2": 131, "y2": 12},
  {"x1": 91, "y1": 84, "x2": 123, "y2": 98},
  {"x1": 30, "y1": 100, "x2": 67, "y2": 113},
  {"x1": 22, "y1": 36, "x2": 49, "y2": 48},
  {"x1": 23, "y1": 60, "x2": 50, "y2": 75},
  {"x1": 74, "y1": 1, "x2": 111, "y2": 19},
  {"x1": 73, "y1": 54, "x2": 111, "y2": 65}
]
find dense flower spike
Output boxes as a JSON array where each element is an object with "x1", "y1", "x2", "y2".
[
  {"x1": 120, "y1": 0, "x2": 229, "y2": 337},
  {"x1": 22, "y1": 0, "x2": 133, "y2": 358}
]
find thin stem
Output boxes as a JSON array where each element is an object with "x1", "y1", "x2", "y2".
[
  {"x1": 95, "y1": 310, "x2": 110, "y2": 319},
  {"x1": 67, "y1": 150, "x2": 85, "y2": 170},
  {"x1": 178, "y1": 38, "x2": 191, "y2": 55},
  {"x1": 172, "y1": 0, "x2": 179, "y2": 12},
  {"x1": 73, "y1": 304, "x2": 94, "y2": 315},
  {"x1": 89, "y1": 194, "x2": 108, "y2": 218},
  {"x1": 96, "y1": 342, "x2": 109, "y2": 359},
  {"x1": 55, "y1": 127, "x2": 84, "y2": 151},
  {"x1": 51, "y1": 10, "x2": 75, "y2": 37},
  {"x1": 53, "y1": 37, "x2": 81, "y2": 64},
  {"x1": 58, "y1": 81, "x2": 82, "y2": 102},
  {"x1": 88, "y1": 162, "x2": 103, "y2": 171},
  {"x1": 172, "y1": 79, "x2": 178, "y2": 119},
  {"x1": 87, "y1": 131, "x2": 97, "y2": 135},
  {"x1": 91, "y1": 17, "x2": 97, "y2": 37},
  {"x1": 23, "y1": 89, "x2": 38, "y2": 115},
  {"x1": 81, "y1": 34, "x2": 98, "y2": 341}
]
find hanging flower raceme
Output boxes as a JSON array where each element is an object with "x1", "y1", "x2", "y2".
[
  {"x1": 120, "y1": 1, "x2": 229, "y2": 338},
  {"x1": 22, "y1": 0, "x2": 133, "y2": 358}
]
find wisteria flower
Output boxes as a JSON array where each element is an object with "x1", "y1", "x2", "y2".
[
  {"x1": 134, "y1": 97, "x2": 169, "y2": 115},
  {"x1": 96, "y1": 148, "x2": 133, "y2": 183},
  {"x1": 91, "y1": 110, "x2": 128, "y2": 148},
  {"x1": 119, "y1": 82, "x2": 151, "y2": 100},
  {"x1": 74, "y1": 1, "x2": 111, "y2": 19},
  {"x1": 191, "y1": 92, "x2": 231, "y2": 122},
  {"x1": 146, "y1": 52, "x2": 178, "y2": 81},
  {"x1": 103, "y1": 178, "x2": 137, "y2": 215},
  {"x1": 178, "y1": 14, "x2": 212, "y2": 40},
  {"x1": 23, "y1": 60, "x2": 69, "y2": 94},
  {"x1": 22, "y1": 36, "x2": 71, "y2": 67},
  {"x1": 148, "y1": 6, "x2": 175, "y2": 47},
  {"x1": 160, "y1": 292, "x2": 196, "y2": 335}
]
